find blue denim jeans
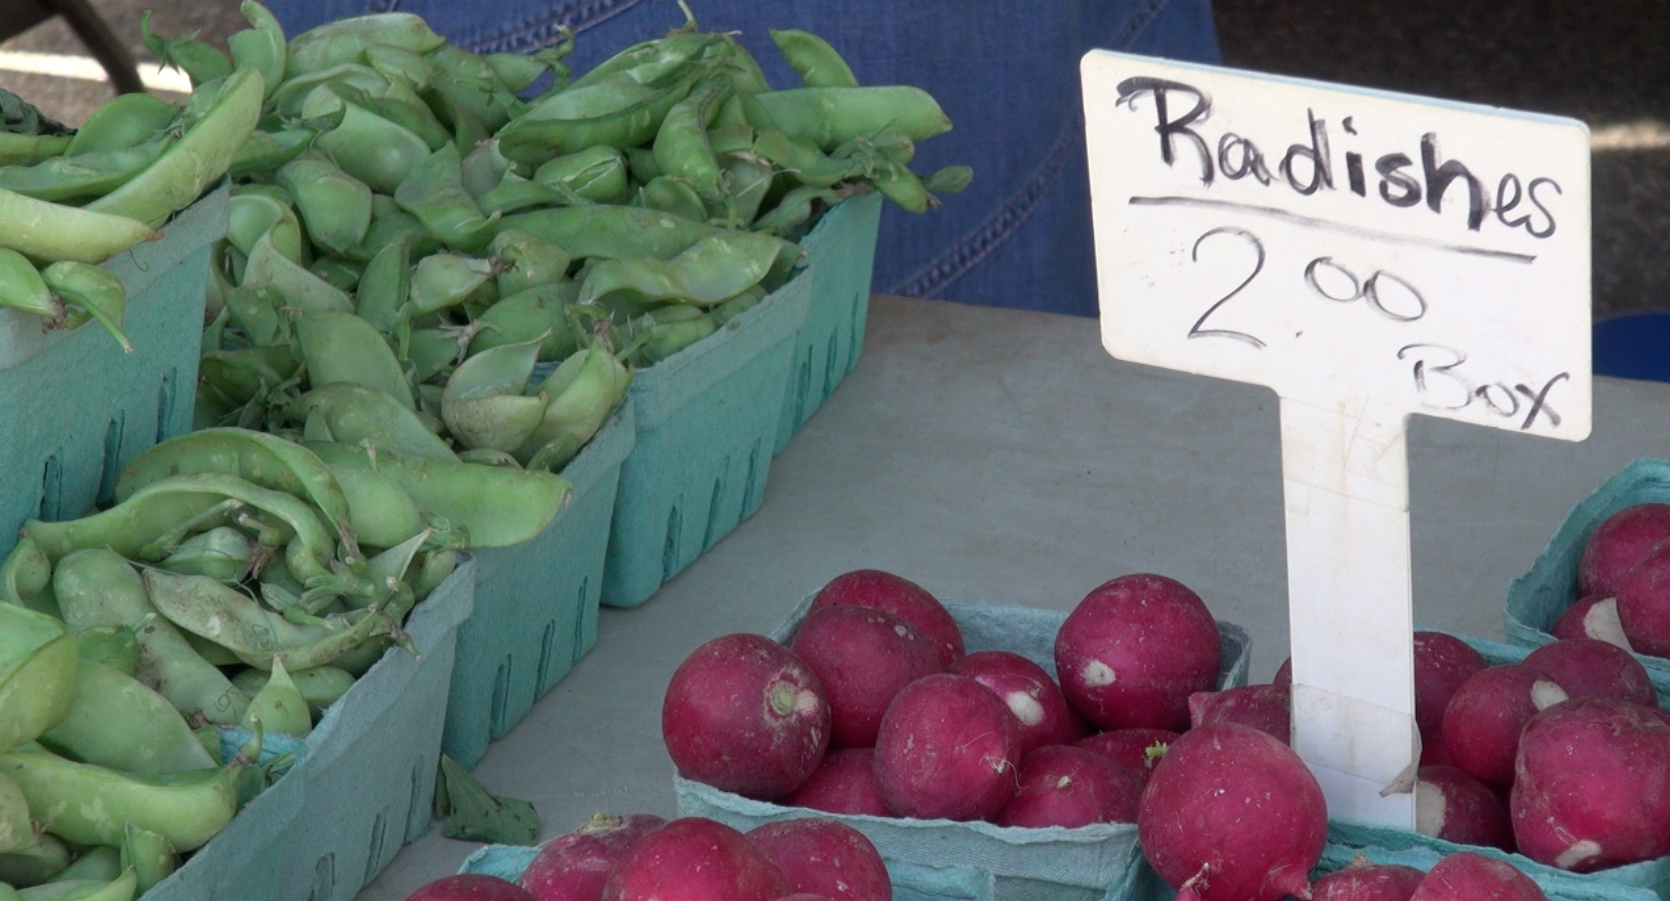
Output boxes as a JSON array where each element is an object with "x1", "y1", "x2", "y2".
[{"x1": 267, "y1": 0, "x2": 1220, "y2": 316}]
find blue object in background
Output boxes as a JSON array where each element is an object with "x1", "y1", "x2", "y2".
[
  {"x1": 265, "y1": 0, "x2": 1222, "y2": 317},
  {"x1": 1593, "y1": 311, "x2": 1670, "y2": 383}
]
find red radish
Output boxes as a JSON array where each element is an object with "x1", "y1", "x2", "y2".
[
  {"x1": 1054, "y1": 574, "x2": 1222, "y2": 731},
  {"x1": 1412, "y1": 632, "x2": 1489, "y2": 743},
  {"x1": 780, "y1": 748, "x2": 890, "y2": 817},
  {"x1": 1439, "y1": 664, "x2": 1567, "y2": 787},
  {"x1": 1273, "y1": 658, "x2": 1292, "y2": 687},
  {"x1": 1188, "y1": 684, "x2": 1291, "y2": 744},
  {"x1": 1073, "y1": 728, "x2": 1179, "y2": 787},
  {"x1": 1310, "y1": 859, "x2": 1425, "y2": 901},
  {"x1": 747, "y1": 818, "x2": 891, "y2": 901},
  {"x1": 809, "y1": 570, "x2": 964, "y2": 666},
  {"x1": 1578, "y1": 502, "x2": 1670, "y2": 597},
  {"x1": 1408, "y1": 852, "x2": 1547, "y2": 901},
  {"x1": 1615, "y1": 542, "x2": 1670, "y2": 657},
  {"x1": 1550, "y1": 595, "x2": 1634, "y2": 651},
  {"x1": 949, "y1": 650, "x2": 1087, "y2": 758},
  {"x1": 661, "y1": 634, "x2": 831, "y2": 800},
  {"x1": 1137, "y1": 722, "x2": 1327, "y2": 901},
  {"x1": 520, "y1": 814, "x2": 667, "y2": 901},
  {"x1": 600, "y1": 818, "x2": 790, "y2": 901},
  {"x1": 406, "y1": 876, "x2": 539, "y2": 901},
  {"x1": 1522, "y1": 638, "x2": 1656, "y2": 705},
  {"x1": 872, "y1": 673, "x2": 1021, "y2": 821},
  {"x1": 790, "y1": 605, "x2": 941, "y2": 748},
  {"x1": 1511, "y1": 697, "x2": 1670, "y2": 871},
  {"x1": 1414, "y1": 766, "x2": 1514, "y2": 851},
  {"x1": 994, "y1": 744, "x2": 1143, "y2": 828},
  {"x1": 1418, "y1": 734, "x2": 1455, "y2": 768}
]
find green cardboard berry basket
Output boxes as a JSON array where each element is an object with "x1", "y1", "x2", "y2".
[
  {"x1": 601, "y1": 265, "x2": 814, "y2": 609},
  {"x1": 0, "y1": 182, "x2": 227, "y2": 563},
  {"x1": 672, "y1": 596, "x2": 1252, "y2": 901},
  {"x1": 1503, "y1": 457, "x2": 1670, "y2": 696},
  {"x1": 443, "y1": 399, "x2": 636, "y2": 769},
  {"x1": 145, "y1": 558, "x2": 476, "y2": 901},
  {"x1": 774, "y1": 192, "x2": 884, "y2": 455}
]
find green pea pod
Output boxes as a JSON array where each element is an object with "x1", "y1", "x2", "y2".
[
  {"x1": 0, "y1": 248, "x2": 55, "y2": 319},
  {"x1": 717, "y1": 152, "x2": 774, "y2": 228},
  {"x1": 156, "y1": 526, "x2": 251, "y2": 583},
  {"x1": 491, "y1": 229, "x2": 572, "y2": 296},
  {"x1": 21, "y1": 868, "x2": 137, "y2": 901},
  {"x1": 361, "y1": 197, "x2": 439, "y2": 262},
  {"x1": 0, "y1": 770, "x2": 28, "y2": 854},
  {"x1": 532, "y1": 145, "x2": 629, "y2": 205},
  {"x1": 142, "y1": 570, "x2": 342, "y2": 661},
  {"x1": 1, "y1": 535, "x2": 52, "y2": 607},
  {"x1": 306, "y1": 89, "x2": 432, "y2": 196},
  {"x1": 364, "y1": 43, "x2": 436, "y2": 92},
  {"x1": 231, "y1": 665, "x2": 354, "y2": 719},
  {"x1": 37, "y1": 659, "x2": 220, "y2": 775},
  {"x1": 751, "y1": 183, "x2": 848, "y2": 237},
  {"x1": 568, "y1": 31, "x2": 719, "y2": 91},
  {"x1": 515, "y1": 344, "x2": 632, "y2": 468},
  {"x1": 310, "y1": 256, "x2": 364, "y2": 292},
  {"x1": 225, "y1": 181, "x2": 307, "y2": 267},
  {"x1": 742, "y1": 85, "x2": 952, "y2": 151},
  {"x1": 871, "y1": 157, "x2": 933, "y2": 214},
  {"x1": 403, "y1": 328, "x2": 466, "y2": 383},
  {"x1": 625, "y1": 145, "x2": 662, "y2": 182},
  {"x1": 87, "y1": 68, "x2": 264, "y2": 228},
  {"x1": 0, "y1": 833, "x2": 70, "y2": 886},
  {"x1": 0, "y1": 133, "x2": 71, "y2": 167},
  {"x1": 43, "y1": 847, "x2": 122, "y2": 885},
  {"x1": 323, "y1": 462, "x2": 429, "y2": 550},
  {"x1": 639, "y1": 313, "x2": 717, "y2": 366},
  {"x1": 652, "y1": 76, "x2": 728, "y2": 199},
  {"x1": 408, "y1": 253, "x2": 497, "y2": 318},
  {"x1": 753, "y1": 127, "x2": 864, "y2": 188},
  {"x1": 354, "y1": 231, "x2": 415, "y2": 334},
  {"x1": 459, "y1": 139, "x2": 512, "y2": 201},
  {"x1": 289, "y1": 382, "x2": 459, "y2": 461},
  {"x1": 443, "y1": 334, "x2": 549, "y2": 453},
  {"x1": 198, "y1": 344, "x2": 299, "y2": 407},
  {"x1": 242, "y1": 659, "x2": 312, "y2": 738},
  {"x1": 41, "y1": 262, "x2": 130, "y2": 353},
  {"x1": 924, "y1": 164, "x2": 975, "y2": 196},
  {"x1": 296, "y1": 311, "x2": 415, "y2": 409},
  {"x1": 425, "y1": 45, "x2": 521, "y2": 134},
  {"x1": 484, "y1": 52, "x2": 552, "y2": 94},
  {"x1": 306, "y1": 441, "x2": 571, "y2": 549},
  {"x1": 118, "y1": 825, "x2": 177, "y2": 895},
  {"x1": 75, "y1": 626, "x2": 139, "y2": 677},
  {"x1": 716, "y1": 33, "x2": 771, "y2": 95},
  {"x1": 707, "y1": 122, "x2": 754, "y2": 157},
  {"x1": 498, "y1": 66, "x2": 705, "y2": 166},
  {"x1": 0, "y1": 135, "x2": 174, "y2": 203},
  {"x1": 394, "y1": 143, "x2": 495, "y2": 253},
  {"x1": 469, "y1": 280, "x2": 580, "y2": 360},
  {"x1": 269, "y1": 63, "x2": 390, "y2": 120},
  {"x1": 831, "y1": 129, "x2": 916, "y2": 166},
  {"x1": 0, "y1": 186, "x2": 159, "y2": 265},
  {"x1": 228, "y1": 127, "x2": 315, "y2": 181},
  {"x1": 478, "y1": 173, "x2": 562, "y2": 217},
  {"x1": 434, "y1": 90, "x2": 491, "y2": 157},
  {"x1": 243, "y1": 229, "x2": 355, "y2": 315},
  {"x1": 409, "y1": 545, "x2": 459, "y2": 601},
  {"x1": 0, "y1": 747, "x2": 244, "y2": 852},
  {"x1": 140, "y1": 11, "x2": 233, "y2": 87},
  {"x1": 276, "y1": 157, "x2": 373, "y2": 256},
  {"x1": 498, "y1": 204, "x2": 714, "y2": 261},
  {"x1": 227, "y1": 0, "x2": 287, "y2": 99},
  {"x1": 578, "y1": 231, "x2": 779, "y2": 307},
  {"x1": 347, "y1": 84, "x2": 452, "y2": 154},
  {"x1": 637, "y1": 176, "x2": 707, "y2": 223},
  {"x1": 768, "y1": 28, "x2": 859, "y2": 88},
  {"x1": 285, "y1": 12, "x2": 446, "y2": 79},
  {"x1": 0, "y1": 603, "x2": 79, "y2": 756}
]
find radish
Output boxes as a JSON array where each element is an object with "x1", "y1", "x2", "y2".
[
  {"x1": 1550, "y1": 595, "x2": 1634, "y2": 651},
  {"x1": 1137, "y1": 722, "x2": 1327, "y2": 901},
  {"x1": 600, "y1": 817, "x2": 790, "y2": 901},
  {"x1": 1414, "y1": 766, "x2": 1514, "y2": 851},
  {"x1": 1188, "y1": 684, "x2": 1291, "y2": 744},
  {"x1": 1412, "y1": 632, "x2": 1488, "y2": 743},
  {"x1": 1521, "y1": 638, "x2": 1656, "y2": 705},
  {"x1": 948, "y1": 650, "x2": 1088, "y2": 758},
  {"x1": 872, "y1": 673, "x2": 1021, "y2": 821},
  {"x1": 746, "y1": 818, "x2": 891, "y2": 901},
  {"x1": 1273, "y1": 658, "x2": 1292, "y2": 687},
  {"x1": 789, "y1": 605, "x2": 941, "y2": 748},
  {"x1": 780, "y1": 748, "x2": 891, "y2": 817},
  {"x1": 1073, "y1": 727, "x2": 1179, "y2": 787},
  {"x1": 1439, "y1": 664, "x2": 1567, "y2": 787},
  {"x1": 661, "y1": 634, "x2": 831, "y2": 800},
  {"x1": 994, "y1": 744, "x2": 1143, "y2": 828},
  {"x1": 1408, "y1": 852, "x2": 1547, "y2": 901},
  {"x1": 1310, "y1": 858, "x2": 1425, "y2": 901},
  {"x1": 520, "y1": 814, "x2": 666, "y2": 901},
  {"x1": 809, "y1": 569, "x2": 964, "y2": 666},
  {"x1": 1511, "y1": 697, "x2": 1670, "y2": 871},
  {"x1": 406, "y1": 875, "x2": 539, "y2": 901},
  {"x1": 1054, "y1": 574, "x2": 1222, "y2": 731},
  {"x1": 1615, "y1": 542, "x2": 1670, "y2": 657},
  {"x1": 1578, "y1": 502, "x2": 1670, "y2": 597}
]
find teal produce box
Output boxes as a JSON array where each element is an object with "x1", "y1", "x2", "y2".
[
  {"x1": 1503, "y1": 457, "x2": 1670, "y2": 695},
  {"x1": 0, "y1": 183, "x2": 226, "y2": 561},
  {"x1": 144, "y1": 560, "x2": 475, "y2": 901},
  {"x1": 774, "y1": 193, "x2": 884, "y2": 455},
  {"x1": 444, "y1": 400, "x2": 636, "y2": 769},
  {"x1": 673, "y1": 597, "x2": 1252, "y2": 901},
  {"x1": 601, "y1": 266, "x2": 813, "y2": 608}
]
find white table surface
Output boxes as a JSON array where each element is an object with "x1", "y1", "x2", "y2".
[{"x1": 355, "y1": 293, "x2": 1670, "y2": 901}]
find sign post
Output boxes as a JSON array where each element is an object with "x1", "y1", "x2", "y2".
[{"x1": 1080, "y1": 52, "x2": 1593, "y2": 827}]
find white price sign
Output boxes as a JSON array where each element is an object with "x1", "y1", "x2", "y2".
[{"x1": 1081, "y1": 51, "x2": 1593, "y2": 827}]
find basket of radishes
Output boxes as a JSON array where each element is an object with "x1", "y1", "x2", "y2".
[{"x1": 663, "y1": 569, "x2": 1251, "y2": 901}]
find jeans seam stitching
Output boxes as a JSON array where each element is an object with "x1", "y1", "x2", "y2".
[{"x1": 461, "y1": 0, "x2": 646, "y2": 53}]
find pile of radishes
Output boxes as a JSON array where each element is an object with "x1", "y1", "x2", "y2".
[
  {"x1": 1555, "y1": 501, "x2": 1670, "y2": 660},
  {"x1": 406, "y1": 813, "x2": 892, "y2": 901},
  {"x1": 661, "y1": 568, "x2": 1241, "y2": 828}
]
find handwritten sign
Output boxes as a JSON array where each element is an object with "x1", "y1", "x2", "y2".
[{"x1": 1080, "y1": 51, "x2": 1592, "y2": 827}]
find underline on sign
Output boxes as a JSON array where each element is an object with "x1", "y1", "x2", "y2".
[{"x1": 1127, "y1": 196, "x2": 1539, "y2": 264}]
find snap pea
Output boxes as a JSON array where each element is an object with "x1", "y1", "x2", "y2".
[
  {"x1": 88, "y1": 68, "x2": 264, "y2": 228},
  {"x1": 354, "y1": 231, "x2": 415, "y2": 333},
  {"x1": 142, "y1": 570, "x2": 360, "y2": 669},
  {"x1": 568, "y1": 31, "x2": 719, "y2": 91},
  {"x1": 76, "y1": 626, "x2": 139, "y2": 676},
  {"x1": 37, "y1": 659, "x2": 220, "y2": 776},
  {"x1": 434, "y1": 90, "x2": 490, "y2": 156},
  {"x1": 241, "y1": 659, "x2": 311, "y2": 737},
  {"x1": 361, "y1": 196, "x2": 439, "y2": 261},
  {"x1": 531, "y1": 145, "x2": 629, "y2": 204},
  {"x1": 652, "y1": 76, "x2": 729, "y2": 199},
  {"x1": 753, "y1": 127, "x2": 865, "y2": 187},
  {"x1": 497, "y1": 65, "x2": 706, "y2": 166},
  {"x1": 1, "y1": 534, "x2": 51, "y2": 608},
  {"x1": 923, "y1": 164, "x2": 976, "y2": 196},
  {"x1": 26, "y1": 867, "x2": 136, "y2": 901},
  {"x1": 408, "y1": 252, "x2": 497, "y2": 318},
  {"x1": 751, "y1": 183, "x2": 845, "y2": 236},
  {"x1": 140, "y1": 11, "x2": 233, "y2": 88},
  {"x1": 309, "y1": 256, "x2": 364, "y2": 292},
  {"x1": 401, "y1": 327, "x2": 467, "y2": 383},
  {"x1": 242, "y1": 229, "x2": 355, "y2": 315},
  {"x1": 478, "y1": 172, "x2": 562, "y2": 217},
  {"x1": 484, "y1": 51, "x2": 555, "y2": 95},
  {"x1": 870, "y1": 156, "x2": 932, "y2": 214},
  {"x1": 305, "y1": 88, "x2": 432, "y2": 196},
  {"x1": 492, "y1": 228, "x2": 572, "y2": 295},
  {"x1": 831, "y1": 128, "x2": 916, "y2": 166},
  {"x1": 43, "y1": 262, "x2": 130, "y2": 353},
  {"x1": 0, "y1": 133, "x2": 171, "y2": 203},
  {"x1": 296, "y1": 311, "x2": 415, "y2": 409},
  {"x1": 0, "y1": 771, "x2": 28, "y2": 854},
  {"x1": 0, "y1": 603, "x2": 78, "y2": 760},
  {"x1": 460, "y1": 139, "x2": 512, "y2": 201},
  {"x1": 426, "y1": 45, "x2": 522, "y2": 134},
  {"x1": 742, "y1": 85, "x2": 952, "y2": 150},
  {"x1": 66, "y1": 94, "x2": 176, "y2": 157},
  {"x1": 707, "y1": 122, "x2": 754, "y2": 157},
  {"x1": 498, "y1": 204, "x2": 714, "y2": 260},
  {"x1": 468, "y1": 280, "x2": 581, "y2": 360},
  {"x1": 288, "y1": 382, "x2": 458, "y2": 461},
  {"x1": 768, "y1": 28, "x2": 859, "y2": 88},
  {"x1": 119, "y1": 825, "x2": 177, "y2": 894},
  {"x1": 712, "y1": 283, "x2": 766, "y2": 324},
  {"x1": 638, "y1": 312, "x2": 717, "y2": 365},
  {"x1": 578, "y1": 230, "x2": 780, "y2": 306},
  {"x1": 637, "y1": 175, "x2": 707, "y2": 223},
  {"x1": 47, "y1": 851, "x2": 124, "y2": 888},
  {"x1": 716, "y1": 33, "x2": 771, "y2": 95},
  {"x1": 276, "y1": 156, "x2": 372, "y2": 256},
  {"x1": 0, "y1": 185, "x2": 159, "y2": 264},
  {"x1": 285, "y1": 13, "x2": 446, "y2": 79},
  {"x1": 364, "y1": 44, "x2": 436, "y2": 92},
  {"x1": 199, "y1": 343, "x2": 299, "y2": 408},
  {"x1": 227, "y1": 0, "x2": 286, "y2": 99},
  {"x1": 442, "y1": 334, "x2": 548, "y2": 454},
  {"x1": 625, "y1": 145, "x2": 663, "y2": 182},
  {"x1": 269, "y1": 63, "x2": 389, "y2": 120},
  {"x1": 228, "y1": 127, "x2": 315, "y2": 181},
  {"x1": 155, "y1": 526, "x2": 251, "y2": 583},
  {"x1": 717, "y1": 152, "x2": 774, "y2": 228},
  {"x1": 0, "y1": 248, "x2": 55, "y2": 318},
  {"x1": 394, "y1": 143, "x2": 495, "y2": 253},
  {"x1": 0, "y1": 832, "x2": 70, "y2": 886},
  {"x1": 319, "y1": 462, "x2": 428, "y2": 550},
  {"x1": 231, "y1": 664, "x2": 353, "y2": 718},
  {"x1": 0, "y1": 133, "x2": 70, "y2": 168},
  {"x1": 116, "y1": 428, "x2": 353, "y2": 536},
  {"x1": 516, "y1": 343, "x2": 632, "y2": 469}
]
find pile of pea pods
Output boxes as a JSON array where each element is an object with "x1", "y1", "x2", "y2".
[{"x1": 0, "y1": 55, "x2": 265, "y2": 353}]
